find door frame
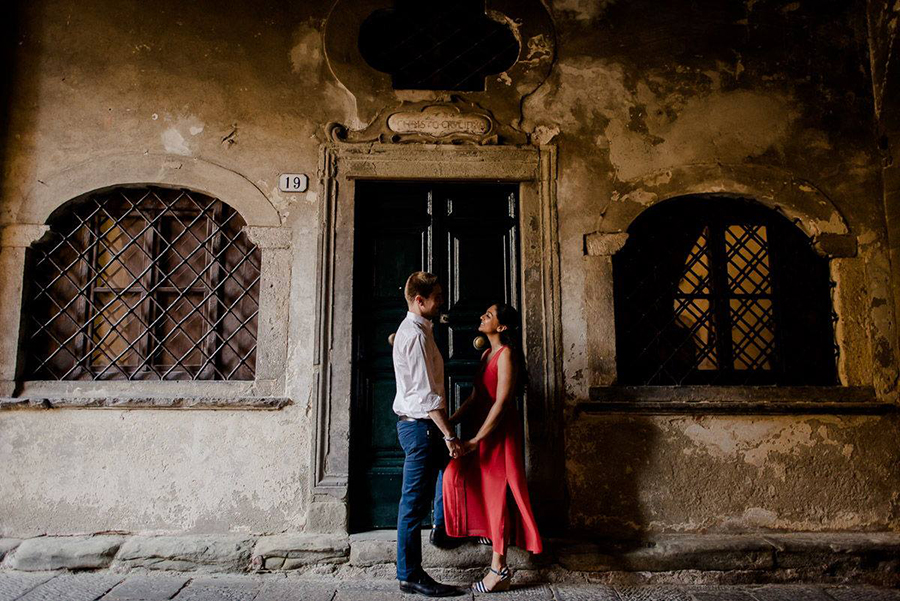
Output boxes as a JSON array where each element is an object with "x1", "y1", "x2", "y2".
[{"x1": 309, "y1": 143, "x2": 564, "y2": 533}]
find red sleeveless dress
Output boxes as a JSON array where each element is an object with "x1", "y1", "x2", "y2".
[{"x1": 442, "y1": 346, "x2": 543, "y2": 555}]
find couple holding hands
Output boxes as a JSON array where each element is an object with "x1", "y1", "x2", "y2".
[{"x1": 392, "y1": 271, "x2": 542, "y2": 597}]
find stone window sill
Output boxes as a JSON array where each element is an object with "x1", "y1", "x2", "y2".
[
  {"x1": 0, "y1": 396, "x2": 292, "y2": 411},
  {"x1": 581, "y1": 386, "x2": 891, "y2": 415}
]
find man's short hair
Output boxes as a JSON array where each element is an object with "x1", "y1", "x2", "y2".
[{"x1": 405, "y1": 271, "x2": 439, "y2": 303}]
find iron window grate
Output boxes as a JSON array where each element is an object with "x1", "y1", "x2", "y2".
[
  {"x1": 358, "y1": 0, "x2": 520, "y2": 91},
  {"x1": 613, "y1": 196, "x2": 838, "y2": 386},
  {"x1": 22, "y1": 186, "x2": 260, "y2": 381}
]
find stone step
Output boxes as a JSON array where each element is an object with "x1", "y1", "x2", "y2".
[{"x1": 0, "y1": 532, "x2": 897, "y2": 586}]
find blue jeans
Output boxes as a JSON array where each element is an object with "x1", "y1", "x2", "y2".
[{"x1": 396, "y1": 419, "x2": 447, "y2": 581}]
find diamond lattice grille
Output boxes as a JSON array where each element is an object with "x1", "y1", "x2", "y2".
[
  {"x1": 359, "y1": 0, "x2": 520, "y2": 91},
  {"x1": 725, "y1": 225, "x2": 775, "y2": 371},
  {"x1": 22, "y1": 187, "x2": 260, "y2": 380},
  {"x1": 613, "y1": 196, "x2": 838, "y2": 386},
  {"x1": 673, "y1": 227, "x2": 717, "y2": 372}
]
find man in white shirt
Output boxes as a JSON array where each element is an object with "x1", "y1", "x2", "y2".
[{"x1": 393, "y1": 271, "x2": 463, "y2": 597}]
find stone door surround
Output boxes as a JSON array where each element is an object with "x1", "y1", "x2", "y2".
[{"x1": 308, "y1": 142, "x2": 565, "y2": 532}]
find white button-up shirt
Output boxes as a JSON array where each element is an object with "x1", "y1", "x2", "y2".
[{"x1": 392, "y1": 312, "x2": 446, "y2": 419}]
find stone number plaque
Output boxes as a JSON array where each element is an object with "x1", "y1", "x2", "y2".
[{"x1": 279, "y1": 173, "x2": 308, "y2": 193}]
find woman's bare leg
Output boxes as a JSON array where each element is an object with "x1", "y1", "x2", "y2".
[{"x1": 478, "y1": 549, "x2": 508, "y2": 590}]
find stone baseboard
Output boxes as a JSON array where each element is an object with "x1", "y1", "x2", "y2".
[{"x1": 0, "y1": 532, "x2": 897, "y2": 586}]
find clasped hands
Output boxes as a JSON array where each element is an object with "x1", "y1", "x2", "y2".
[{"x1": 445, "y1": 438, "x2": 477, "y2": 459}]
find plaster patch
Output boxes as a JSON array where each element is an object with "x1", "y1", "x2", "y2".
[
  {"x1": 857, "y1": 228, "x2": 878, "y2": 246},
  {"x1": 161, "y1": 128, "x2": 191, "y2": 156},
  {"x1": 783, "y1": 206, "x2": 846, "y2": 236},
  {"x1": 189, "y1": 125, "x2": 204, "y2": 136},
  {"x1": 290, "y1": 24, "x2": 324, "y2": 74},
  {"x1": 523, "y1": 34, "x2": 553, "y2": 66},
  {"x1": 525, "y1": 57, "x2": 800, "y2": 184},
  {"x1": 605, "y1": 90, "x2": 800, "y2": 182},
  {"x1": 622, "y1": 189, "x2": 657, "y2": 205},
  {"x1": 267, "y1": 186, "x2": 297, "y2": 220},
  {"x1": 553, "y1": 0, "x2": 616, "y2": 22},
  {"x1": 523, "y1": 58, "x2": 629, "y2": 133},
  {"x1": 742, "y1": 507, "x2": 778, "y2": 527},
  {"x1": 532, "y1": 125, "x2": 560, "y2": 145},
  {"x1": 678, "y1": 418, "x2": 844, "y2": 471},
  {"x1": 645, "y1": 170, "x2": 673, "y2": 187}
]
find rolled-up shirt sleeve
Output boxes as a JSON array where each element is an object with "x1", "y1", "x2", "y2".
[{"x1": 400, "y1": 333, "x2": 444, "y2": 413}]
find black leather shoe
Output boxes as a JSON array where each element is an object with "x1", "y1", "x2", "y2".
[
  {"x1": 399, "y1": 570, "x2": 463, "y2": 597},
  {"x1": 430, "y1": 524, "x2": 463, "y2": 549}
]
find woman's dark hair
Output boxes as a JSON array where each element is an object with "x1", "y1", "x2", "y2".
[
  {"x1": 493, "y1": 303, "x2": 527, "y2": 393},
  {"x1": 494, "y1": 303, "x2": 521, "y2": 348}
]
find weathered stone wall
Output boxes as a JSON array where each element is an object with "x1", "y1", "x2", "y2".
[
  {"x1": 536, "y1": 0, "x2": 900, "y2": 536},
  {"x1": 0, "y1": 0, "x2": 337, "y2": 536},
  {"x1": 0, "y1": 0, "x2": 897, "y2": 542},
  {"x1": 868, "y1": 0, "x2": 900, "y2": 354}
]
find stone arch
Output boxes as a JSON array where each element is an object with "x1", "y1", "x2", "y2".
[
  {"x1": 17, "y1": 153, "x2": 281, "y2": 227},
  {"x1": 596, "y1": 163, "x2": 852, "y2": 247}
]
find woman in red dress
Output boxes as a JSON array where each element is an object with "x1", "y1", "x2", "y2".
[{"x1": 442, "y1": 303, "x2": 543, "y2": 593}]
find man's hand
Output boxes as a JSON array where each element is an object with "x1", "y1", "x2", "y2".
[{"x1": 445, "y1": 438, "x2": 463, "y2": 459}]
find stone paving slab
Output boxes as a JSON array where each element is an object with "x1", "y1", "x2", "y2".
[
  {"x1": 617, "y1": 586, "x2": 694, "y2": 601},
  {"x1": 823, "y1": 587, "x2": 900, "y2": 601},
  {"x1": 0, "y1": 572, "x2": 56, "y2": 601},
  {"x1": 745, "y1": 585, "x2": 832, "y2": 601},
  {"x1": 170, "y1": 575, "x2": 261, "y2": 601},
  {"x1": 15, "y1": 573, "x2": 125, "y2": 601},
  {"x1": 3, "y1": 572, "x2": 900, "y2": 601},
  {"x1": 553, "y1": 584, "x2": 622, "y2": 600},
  {"x1": 252, "y1": 578, "x2": 337, "y2": 601},
  {"x1": 332, "y1": 579, "x2": 471, "y2": 601},
  {"x1": 685, "y1": 588, "x2": 757, "y2": 601},
  {"x1": 100, "y1": 574, "x2": 191, "y2": 600},
  {"x1": 475, "y1": 584, "x2": 554, "y2": 599}
]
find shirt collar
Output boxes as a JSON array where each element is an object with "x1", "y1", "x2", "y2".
[{"x1": 406, "y1": 311, "x2": 433, "y2": 329}]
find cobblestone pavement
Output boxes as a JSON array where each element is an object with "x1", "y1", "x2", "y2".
[{"x1": 0, "y1": 573, "x2": 898, "y2": 601}]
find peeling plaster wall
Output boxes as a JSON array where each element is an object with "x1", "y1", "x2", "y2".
[
  {"x1": 525, "y1": 0, "x2": 900, "y2": 535},
  {"x1": 567, "y1": 415, "x2": 900, "y2": 536},
  {"x1": 0, "y1": 0, "x2": 343, "y2": 536},
  {"x1": 0, "y1": 0, "x2": 898, "y2": 539}
]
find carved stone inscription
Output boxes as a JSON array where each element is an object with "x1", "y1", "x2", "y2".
[{"x1": 387, "y1": 106, "x2": 491, "y2": 138}]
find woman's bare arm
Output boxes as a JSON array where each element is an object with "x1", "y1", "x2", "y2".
[{"x1": 466, "y1": 350, "x2": 516, "y2": 446}]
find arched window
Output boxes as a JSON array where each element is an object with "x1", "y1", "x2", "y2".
[
  {"x1": 21, "y1": 186, "x2": 260, "y2": 380},
  {"x1": 613, "y1": 196, "x2": 837, "y2": 386},
  {"x1": 358, "y1": 0, "x2": 519, "y2": 91}
]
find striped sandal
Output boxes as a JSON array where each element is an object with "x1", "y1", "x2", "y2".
[
  {"x1": 476, "y1": 537, "x2": 492, "y2": 546},
  {"x1": 472, "y1": 566, "x2": 511, "y2": 593}
]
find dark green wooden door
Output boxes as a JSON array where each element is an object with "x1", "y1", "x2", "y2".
[{"x1": 351, "y1": 181, "x2": 519, "y2": 531}]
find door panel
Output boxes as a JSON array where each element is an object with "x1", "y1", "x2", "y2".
[{"x1": 351, "y1": 181, "x2": 519, "y2": 531}]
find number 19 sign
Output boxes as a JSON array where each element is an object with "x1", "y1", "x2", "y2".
[{"x1": 279, "y1": 173, "x2": 308, "y2": 193}]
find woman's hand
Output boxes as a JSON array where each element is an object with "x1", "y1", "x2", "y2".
[{"x1": 459, "y1": 440, "x2": 478, "y2": 456}]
